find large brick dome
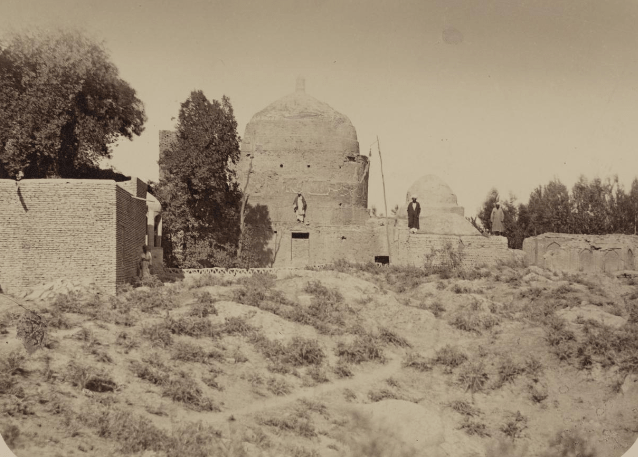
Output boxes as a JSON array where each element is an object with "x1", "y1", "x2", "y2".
[{"x1": 237, "y1": 77, "x2": 369, "y2": 226}]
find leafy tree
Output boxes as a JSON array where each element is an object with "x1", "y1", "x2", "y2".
[
  {"x1": 0, "y1": 29, "x2": 146, "y2": 179},
  {"x1": 155, "y1": 90, "x2": 242, "y2": 268}
]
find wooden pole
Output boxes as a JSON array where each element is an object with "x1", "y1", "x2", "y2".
[
  {"x1": 237, "y1": 154, "x2": 254, "y2": 260},
  {"x1": 377, "y1": 136, "x2": 392, "y2": 262}
]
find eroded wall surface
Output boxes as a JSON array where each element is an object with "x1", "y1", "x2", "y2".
[{"x1": 522, "y1": 233, "x2": 638, "y2": 273}]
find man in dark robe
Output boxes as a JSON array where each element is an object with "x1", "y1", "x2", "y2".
[{"x1": 407, "y1": 195, "x2": 421, "y2": 233}]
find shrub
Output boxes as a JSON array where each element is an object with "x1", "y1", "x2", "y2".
[
  {"x1": 496, "y1": 356, "x2": 525, "y2": 387},
  {"x1": 501, "y1": 411, "x2": 528, "y2": 440},
  {"x1": 336, "y1": 335, "x2": 385, "y2": 364},
  {"x1": 458, "y1": 362, "x2": 489, "y2": 394},
  {"x1": 222, "y1": 316, "x2": 255, "y2": 336},
  {"x1": 65, "y1": 360, "x2": 116, "y2": 392},
  {"x1": 447, "y1": 400, "x2": 482, "y2": 417},
  {"x1": 403, "y1": 352, "x2": 432, "y2": 372},
  {"x1": 167, "y1": 316, "x2": 220, "y2": 338},
  {"x1": 434, "y1": 345, "x2": 468, "y2": 369},
  {"x1": 450, "y1": 311, "x2": 500, "y2": 334},
  {"x1": 525, "y1": 355, "x2": 544, "y2": 379},
  {"x1": 367, "y1": 388, "x2": 399, "y2": 402},
  {"x1": 115, "y1": 331, "x2": 140, "y2": 354},
  {"x1": 267, "y1": 376, "x2": 293, "y2": 395},
  {"x1": 52, "y1": 291, "x2": 84, "y2": 313},
  {"x1": 188, "y1": 300, "x2": 218, "y2": 318},
  {"x1": 75, "y1": 405, "x2": 167, "y2": 454},
  {"x1": 377, "y1": 327, "x2": 411, "y2": 348},
  {"x1": 343, "y1": 388, "x2": 357, "y2": 402},
  {"x1": 172, "y1": 341, "x2": 224, "y2": 364},
  {"x1": 1, "y1": 350, "x2": 27, "y2": 376},
  {"x1": 333, "y1": 361, "x2": 354, "y2": 378},
  {"x1": 529, "y1": 384, "x2": 548, "y2": 403},
  {"x1": 202, "y1": 375, "x2": 224, "y2": 391},
  {"x1": 259, "y1": 413, "x2": 316, "y2": 438},
  {"x1": 459, "y1": 418, "x2": 490, "y2": 437},
  {"x1": 306, "y1": 365, "x2": 329, "y2": 384},
  {"x1": 429, "y1": 301, "x2": 446, "y2": 317},
  {"x1": 140, "y1": 322, "x2": 173, "y2": 347},
  {"x1": 130, "y1": 360, "x2": 170, "y2": 386},
  {"x1": 162, "y1": 371, "x2": 220, "y2": 411}
]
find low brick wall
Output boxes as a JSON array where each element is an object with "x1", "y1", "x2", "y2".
[
  {"x1": 389, "y1": 229, "x2": 514, "y2": 268},
  {"x1": 523, "y1": 233, "x2": 638, "y2": 273}
]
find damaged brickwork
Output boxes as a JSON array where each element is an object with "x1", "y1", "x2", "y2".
[
  {"x1": 0, "y1": 179, "x2": 149, "y2": 296},
  {"x1": 523, "y1": 233, "x2": 638, "y2": 273}
]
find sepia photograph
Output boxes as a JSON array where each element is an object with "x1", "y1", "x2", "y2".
[{"x1": 2, "y1": 0, "x2": 638, "y2": 456}]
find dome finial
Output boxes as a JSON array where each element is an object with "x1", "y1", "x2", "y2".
[{"x1": 296, "y1": 75, "x2": 305, "y2": 93}]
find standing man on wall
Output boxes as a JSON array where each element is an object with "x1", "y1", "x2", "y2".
[
  {"x1": 293, "y1": 192, "x2": 307, "y2": 223},
  {"x1": 407, "y1": 195, "x2": 421, "y2": 234},
  {"x1": 490, "y1": 202, "x2": 505, "y2": 236}
]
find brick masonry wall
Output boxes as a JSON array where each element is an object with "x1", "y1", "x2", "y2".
[
  {"x1": 236, "y1": 115, "x2": 369, "y2": 226},
  {"x1": 390, "y1": 228, "x2": 513, "y2": 268},
  {"x1": 522, "y1": 233, "x2": 638, "y2": 273},
  {"x1": 0, "y1": 179, "x2": 117, "y2": 295},
  {"x1": 116, "y1": 186, "x2": 148, "y2": 285},
  {"x1": 269, "y1": 222, "x2": 388, "y2": 267},
  {"x1": 117, "y1": 177, "x2": 148, "y2": 199}
]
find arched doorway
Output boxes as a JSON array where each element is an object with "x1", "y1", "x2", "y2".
[
  {"x1": 579, "y1": 249, "x2": 594, "y2": 273},
  {"x1": 603, "y1": 251, "x2": 621, "y2": 273}
]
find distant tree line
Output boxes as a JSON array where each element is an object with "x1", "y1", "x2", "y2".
[{"x1": 473, "y1": 175, "x2": 638, "y2": 249}]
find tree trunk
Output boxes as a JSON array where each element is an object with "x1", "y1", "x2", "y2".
[{"x1": 237, "y1": 155, "x2": 254, "y2": 260}]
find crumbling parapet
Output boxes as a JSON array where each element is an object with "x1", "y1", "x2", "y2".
[{"x1": 522, "y1": 233, "x2": 638, "y2": 273}]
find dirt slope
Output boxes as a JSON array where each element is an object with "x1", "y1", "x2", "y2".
[{"x1": 2, "y1": 263, "x2": 638, "y2": 457}]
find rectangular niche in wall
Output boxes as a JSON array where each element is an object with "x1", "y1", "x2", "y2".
[
  {"x1": 374, "y1": 255, "x2": 390, "y2": 265},
  {"x1": 291, "y1": 232, "x2": 310, "y2": 267}
]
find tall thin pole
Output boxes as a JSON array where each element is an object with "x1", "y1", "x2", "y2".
[{"x1": 377, "y1": 136, "x2": 392, "y2": 261}]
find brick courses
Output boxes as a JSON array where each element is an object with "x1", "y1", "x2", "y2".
[{"x1": 0, "y1": 179, "x2": 149, "y2": 296}]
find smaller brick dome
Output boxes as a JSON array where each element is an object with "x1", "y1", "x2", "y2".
[
  {"x1": 396, "y1": 175, "x2": 480, "y2": 235},
  {"x1": 404, "y1": 175, "x2": 458, "y2": 207}
]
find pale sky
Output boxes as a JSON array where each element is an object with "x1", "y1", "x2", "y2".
[{"x1": 3, "y1": 0, "x2": 638, "y2": 217}]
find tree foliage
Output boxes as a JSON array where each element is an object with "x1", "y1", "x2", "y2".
[
  {"x1": 479, "y1": 174, "x2": 638, "y2": 249},
  {"x1": 155, "y1": 90, "x2": 243, "y2": 268},
  {"x1": 0, "y1": 28, "x2": 146, "y2": 178}
]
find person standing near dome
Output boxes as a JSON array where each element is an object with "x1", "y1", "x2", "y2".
[
  {"x1": 293, "y1": 192, "x2": 307, "y2": 223},
  {"x1": 490, "y1": 202, "x2": 505, "y2": 236},
  {"x1": 407, "y1": 195, "x2": 421, "y2": 234}
]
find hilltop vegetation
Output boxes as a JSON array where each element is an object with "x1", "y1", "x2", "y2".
[{"x1": 1, "y1": 261, "x2": 638, "y2": 456}]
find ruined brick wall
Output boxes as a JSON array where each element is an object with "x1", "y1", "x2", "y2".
[
  {"x1": 523, "y1": 233, "x2": 638, "y2": 273},
  {"x1": 115, "y1": 186, "x2": 148, "y2": 285},
  {"x1": 0, "y1": 179, "x2": 117, "y2": 295},
  {"x1": 389, "y1": 228, "x2": 513, "y2": 268}
]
